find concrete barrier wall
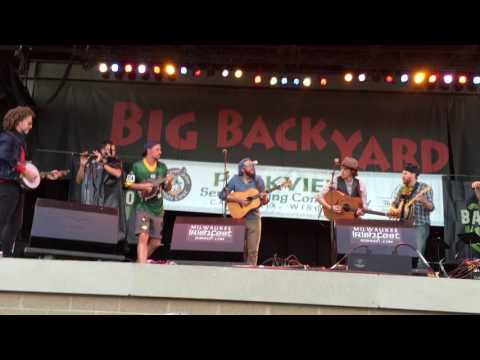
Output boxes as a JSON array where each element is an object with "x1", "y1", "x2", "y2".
[{"x1": 0, "y1": 258, "x2": 476, "y2": 314}]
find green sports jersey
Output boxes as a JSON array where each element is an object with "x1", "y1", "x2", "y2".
[{"x1": 132, "y1": 159, "x2": 168, "y2": 216}]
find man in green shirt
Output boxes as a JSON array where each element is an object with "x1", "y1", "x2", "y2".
[{"x1": 126, "y1": 140, "x2": 173, "y2": 264}]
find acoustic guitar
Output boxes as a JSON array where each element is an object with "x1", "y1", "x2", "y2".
[
  {"x1": 388, "y1": 185, "x2": 432, "y2": 220},
  {"x1": 227, "y1": 178, "x2": 292, "y2": 219},
  {"x1": 323, "y1": 190, "x2": 389, "y2": 221},
  {"x1": 19, "y1": 163, "x2": 70, "y2": 191}
]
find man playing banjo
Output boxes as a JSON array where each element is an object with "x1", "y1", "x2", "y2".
[{"x1": 0, "y1": 106, "x2": 63, "y2": 257}]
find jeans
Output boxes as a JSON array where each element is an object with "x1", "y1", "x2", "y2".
[
  {"x1": 0, "y1": 183, "x2": 24, "y2": 257},
  {"x1": 415, "y1": 224, "x2": 430, "y2": 269},
  {"x1": 245, "y1": 217, "x2": 262, "y2": 265}
]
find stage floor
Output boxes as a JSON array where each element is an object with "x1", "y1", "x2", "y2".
[{"x1": 0, "y1": 257, "x2": 478, "y2": 314}]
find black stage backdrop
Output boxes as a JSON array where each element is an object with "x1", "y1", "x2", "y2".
[
  {"x1": 31, "y1": 80, "x2": 450, "y2": 174},
  {"x1": 20, "y1": 79, "x2": 480, "y2": 265}
]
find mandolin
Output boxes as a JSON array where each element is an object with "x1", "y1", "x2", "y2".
[{"x1": 137, "y1": 167, "x2": 186, "y2": 201}]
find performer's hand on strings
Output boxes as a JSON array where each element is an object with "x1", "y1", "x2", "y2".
[
  {"x1": 46, "y1": 170, "x2": 62, "y2": 180},
  {"x1": 332, "y1": 205, "x2": 343, "y2": 213},
  {"x1": 260, "y1": 192, "x2": 269, "y2": 205},
  {"x1": 417, "y1": 195, "x2": 428, "y2": 205},
  {"x1": 142, "y1": 182, "x2": 154, "y2": 193},
  {"x1": 23, "y1": 166, "x2": 37, "y2": 183},
  {"x1": 355, "y1": 208, "x2": 364, "y2": 216}
]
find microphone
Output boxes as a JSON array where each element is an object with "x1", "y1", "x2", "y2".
[
  {"x1": 334, "y1": 158, "x2": 340, "y2": 166},
  {"x1": 222, "y1": 149, "x2": 228, "y2": 153},
  {"x1": 252, "y1": 160, "x2": 259, "y2": 165}
]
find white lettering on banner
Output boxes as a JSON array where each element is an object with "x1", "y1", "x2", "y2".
[
  {"x1": 187, "y1": 224, "x2": 233, "y2": 241},
  {"x1": 154, "y1": 159, "x2": 444, "y2": 226},
  {"x1": 461, "y1": 209, "x2": 470, "y2": 224}
]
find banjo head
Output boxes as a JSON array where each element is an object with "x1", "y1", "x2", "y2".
[{"x1": 20, "y1": 162, "x2": 41, "y2": 189}]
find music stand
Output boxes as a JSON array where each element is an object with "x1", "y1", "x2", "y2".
[{"x1": 457, "y1": 232, "x2": 480, "y2": 260}]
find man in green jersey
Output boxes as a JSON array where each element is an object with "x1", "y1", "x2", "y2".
[{"x1": 126, "y1": 140, "x2": 173, "y2": 264}]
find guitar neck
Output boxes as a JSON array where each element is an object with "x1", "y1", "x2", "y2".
[
  {"x1": 364, "y1": 209, "x2": 388, "y2": 217},
  {"x1": 406, "y1": 187, "x2": 431, "y2": 207},
  {"x1": 249, "y1": 185, "x2": 281, "y2": 200}
]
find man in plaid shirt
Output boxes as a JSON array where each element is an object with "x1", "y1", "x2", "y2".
[{"x1": 391, "y1": 164, "x2": 434, "y2": 268}]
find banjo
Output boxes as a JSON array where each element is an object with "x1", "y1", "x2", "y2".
[{"x1": 18, "y1": 162, "x2": 69, "y2": 191}]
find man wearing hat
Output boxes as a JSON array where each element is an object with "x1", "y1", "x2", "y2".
[
  {"x1": 218, "y1": 158, "x2": 268, "y2": 265},
  {"x1": 125, "y1": 140, "x2": 173, "y2": 264},
  {"x1": 391, "y1": 163, "x2": 434, "y2": 267},
  {"x1": 316, "y1": 156, "x2": 368, "y2": 217}
]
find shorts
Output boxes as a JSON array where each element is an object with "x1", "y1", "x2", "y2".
[{"x1": 135, "y1": 209, "x2": 164, "y2": 241}]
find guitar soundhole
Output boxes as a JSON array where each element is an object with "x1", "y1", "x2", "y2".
[{"x1": 342, "y1": 204, "x2": 353, "y2": 211}]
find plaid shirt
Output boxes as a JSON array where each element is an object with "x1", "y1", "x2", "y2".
[{"x1": 392, "y1": 182, "x2": 434, "y2": 226}]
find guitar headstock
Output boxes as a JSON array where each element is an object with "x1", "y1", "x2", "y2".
[
  {"x1": 280, "y1": 177, "x2": 293, "y2": 189},
  {"x1": 277, "y1": 177, "x2": 292, "y2": 190}
]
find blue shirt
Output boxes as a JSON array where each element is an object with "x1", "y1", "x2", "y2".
[{"x1": 218, "y1": 175, "x2": 266, "y2": 220}]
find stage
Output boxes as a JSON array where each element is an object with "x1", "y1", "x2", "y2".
[{"x1": 0, "y1": 258, "x2": 478, "y2": 314}]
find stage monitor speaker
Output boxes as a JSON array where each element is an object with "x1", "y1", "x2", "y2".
[
  {"x1": 170, "y1": 216, "x2": 245, "y2": 263},
  {"x1": 29, "y1": 198, "x2": 119, "y2": 255},
  {"x1": 348, "y1": 253, "x2": 411, "y2": 275}
]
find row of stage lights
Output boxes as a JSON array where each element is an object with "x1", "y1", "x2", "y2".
[
  {"x1": 98, "y1": 62, "x2": 316, "y2": 87},
  {"x1": 342, "y1": 71, "x2": 480, "y2": 87},
  {"x1": 97, "y1": 62, "x2": 480, "y2": 89}
]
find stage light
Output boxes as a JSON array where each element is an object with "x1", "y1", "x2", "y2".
[
  {"x1": 473, "y1": 76, "x2": 480, "y2": 85},
  {"x1": 400, "y1": 74, "x2": 409, "y2": 83},
  {"x1": 180, "y1": 66, "x2": 188, "y2": 75},
  {"x1": 303, "y1": 77, "x2": 311, "y2": 87},
  {"x1": 443, "y1": 74, "x2": 453, "y2": 84},
  {"x1": 98, "y1": 63, "x2": 108, "y2": 73},
  {"x1": 281, "y1": 77, "x2": 288, "y2": 85},
  {"x1": 221, "y1": 69, "x2": 229, "y2": 77},
  {"x1": 320, "y1": 77, "x2": 328, "y2": 86},
  {"x1": 270, "y1": 76, "x2": 278, "y2": 86},
  {"x1": 234, "y1": 69, "x2": 243, "y2": 78},
  {"x1": 165, "y1": 64, "x2": 176, "y2": 76},
  {"x1": 459, "y1": 75, "x2": 468, "y2": 84},
  {"x1": 125, "y1": 64, "x2": 133, "y2": 73},
  {"x1": 413, "y1": 72, "x2": 426, "y2": 84},
  {"x1": 194, "y1": 69, "x2": 202, "y2": 77},
  {"x1": 254, "y1": 75, "x2": 262, "y2": 84},
  {"x1": 110, "y1": 63, "x2": 119, "y2": 73},
  {"x1": 293, "y1": 78, "x2": 300, "y2": 86},
  {"x1": 358, "y1": 73, "x2": 366, "y2": 82},
  {"x1": 153, "y1": 65, "x2": 161, "y2": 74},
  {"x1": 428, "y1": 74, "x2": 437, "y2": 84},
  {"x1": 385, "y1": 74, "x2": 394, "y2": 83},
  {"x1": 138, "y1": 64, "x2": 147, "y2": 74},
  {"x1": 344, "y1": 73, "x2": 353, "y2": 83}
]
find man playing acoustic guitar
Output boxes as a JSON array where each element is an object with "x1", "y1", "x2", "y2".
[
  {"x1": 218, "y1": 158, "x2": 268, "y2": 265},
  {"x1": 315, "y1": 157, "x2": 368, "y2": 218},
  {"x1": 390, "y1": 163, "x2": 434, "y2": 268}
]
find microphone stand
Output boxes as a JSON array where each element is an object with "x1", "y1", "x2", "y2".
[
  {"x1": 222, "y1": 150, "x2": 229, "y2": 218},
  {"x1": 329, "y1": 161, "x2": 338, "y2": 266}
]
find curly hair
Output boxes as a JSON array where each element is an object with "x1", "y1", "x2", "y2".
[{"x1": 2, "y1": 106, "x2": 35, "y2": 131}]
